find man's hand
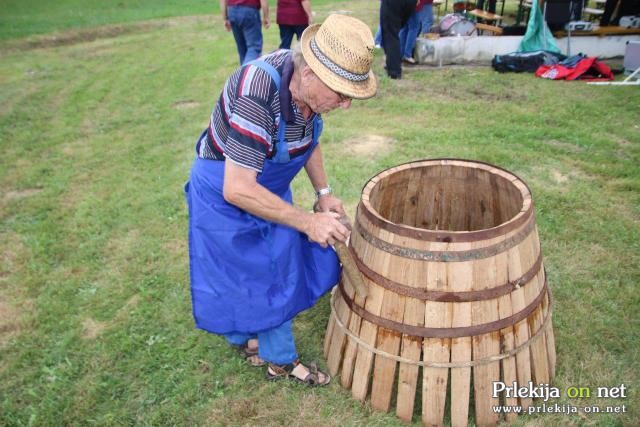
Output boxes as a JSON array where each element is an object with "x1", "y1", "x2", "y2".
[
  {"x1": 305, "y1": 211, "x2": 349, "y2": 248},
  {"x1": 220, "y1": 0, "x2": 231, "y2": 31},
  {"x1": 315, "y1": 194, "x2": 346, "y2": 217},
  {"x1": 260, "y1": 0, "x2": 270, "y2": 29}
]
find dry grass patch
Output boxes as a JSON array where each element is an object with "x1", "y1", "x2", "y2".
[
  {"x1": 164, "y1": 238, "x2": 187, "y2": 257},
  {"x1": 542, "y1": 139, "x2": 586, "y2": 153},
  {"x1": 0, "y1": 296, "x2": 33, "y2": 348},
  {"x1": 0, "y1": 231, "x2": 31, "y2": 347},
  {"x1": 116, "y1": 294, "x2": 141, "y2": 320},
  {"x1": 3, "y1": 188, "x2": 43, "y2": 202},
  {"x1": 0, "y1": 15, "x2": 211, "y2": 53},
  {"x1": 0, "y1": 298, "x2": 21, "y2": 338},
  {"x1": 172, "y1": 100, "x2": 201, "y2": 110},
  {"x1": 1, "y1": 25, "x2": 144, "y2": 53},
  {"x1": 551, "y1": 170, "x2": 569, "y2": 184},
  {"x1": 207, "y1": 387, "x2": 332, "y2": 427},
  {"x1": 614, "y1": 138, "x2": 632, "y2": 147},
  {"x1": 0, "y1": 231, "x2": 27, "y2": 277},
  {"x1": 339, "y1": 134, "x2": 393, "y2": 158},
  {"x1": 81, "y1": 318, "x2": 109, "y2": 340},
  {"x1": 529, "y1": 162, "x2": 592, "y2": 194},
  {"x1": 104, "y1": 229, "x2": 142, "y2": 265},
  {"x1": 81, "y1": 294, "x2": 140, "y2": 340}
]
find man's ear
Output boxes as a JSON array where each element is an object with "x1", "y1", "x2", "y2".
[{"x1": 300, "y1": 65, "x2": 315, "y2": 87}]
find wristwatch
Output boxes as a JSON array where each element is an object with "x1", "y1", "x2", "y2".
[{"x1": 316, "y1": 186, "x2": 332, "y2": 198}]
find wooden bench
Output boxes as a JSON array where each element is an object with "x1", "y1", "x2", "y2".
[
  {"x1": 468, "y1": 9, "x2": 503, "y2": 25},
  {"x1": 553, "y1": 25, "x2": 640, "y2": 37},
  {"x1": 583, "y1": 6, "x2": 604, "y2": 20},
  {"x1": 475, "y1": 22, "x2": 504, "y2": 35}
]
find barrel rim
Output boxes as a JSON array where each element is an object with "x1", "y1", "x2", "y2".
[{"x1": 359, "y1": 158, "x2": 534, "y2": 243}]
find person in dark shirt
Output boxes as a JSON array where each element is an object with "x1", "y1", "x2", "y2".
[
  {"x1": 277, "y1": 0, "x2": 313, "y2": 49},
  {"x1": 185, "y1": 14, "x2": 377, "y2": 386}
]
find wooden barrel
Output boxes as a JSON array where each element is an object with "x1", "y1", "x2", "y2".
[{"x1": 324, "y1": 159, "x2": 555, "y2": 427}]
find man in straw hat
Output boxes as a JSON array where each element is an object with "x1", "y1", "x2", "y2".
[{"x1": 185, "y1": 14, "x2": 377, "y2": 386}]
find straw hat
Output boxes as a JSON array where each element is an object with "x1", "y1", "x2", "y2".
[{"x1": 300, "y1": 14, "x2": 377, "y2": 100}]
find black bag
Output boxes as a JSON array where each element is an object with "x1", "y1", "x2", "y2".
[{"x1": 492, "y1": 50, "x2": 566, "y2": 73}]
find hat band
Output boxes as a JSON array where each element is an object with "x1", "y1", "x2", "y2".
[{"x1": 310, "y1": 38, "x2": 369, "y2": 83}]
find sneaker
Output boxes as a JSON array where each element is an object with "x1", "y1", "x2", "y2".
[{"x1": 402, "y1": 56, "x2": 416, "y2": 64}]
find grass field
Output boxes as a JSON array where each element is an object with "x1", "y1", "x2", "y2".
[{"x1": 1, "y1": 0, "x2": 639, "y2": 425}]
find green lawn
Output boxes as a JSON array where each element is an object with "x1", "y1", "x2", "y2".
[
  {"x1": 0, "y1": 0, "x2": 340, "y2": 41},
  {"x1": 1, "y1": 0, "x2": 638, "y2": 426}
]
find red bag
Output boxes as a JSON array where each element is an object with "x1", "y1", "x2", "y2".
[{"x1": 535, "y1": 56, "x2": 613, "y2": 81}]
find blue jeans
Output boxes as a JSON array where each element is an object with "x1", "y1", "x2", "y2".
[
  {"x1": 278, "y1": 24, "x2": 307, "y2": 49},
  {"x1": 224, "y1": 320, "x2": 298, "y2": 365},
  {"x1": 399, "y1": 5, "x2": 433, "y2": 59},
  {"x1": 228, "y1": 5, "x2": 263, "y2": 65},
  {"x1": 420, "y1": 4, "x2": 434, "y2": 35}
]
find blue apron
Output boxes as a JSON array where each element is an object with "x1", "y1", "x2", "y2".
[{"x1": 185, "y1": 60, "x2": 340, "y2": 335}]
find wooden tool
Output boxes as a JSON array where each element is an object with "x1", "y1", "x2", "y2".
[
  {"x1": 313, "y1": 202, "x2": 368, "y2": 298},
  {"x1": 334, "y1": 217, "x2": 369, "y2": 299}
]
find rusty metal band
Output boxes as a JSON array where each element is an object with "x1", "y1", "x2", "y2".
[
  {"x1": 337, "y1": 277, "x2": 548, "y2": 338},
  {"x1": 329, "y1": 287, "x2": 553, "y2": 368},
  {"x1": 359, "y1": 158, "x2": 535, "y2": 243},
  {"x1": 349, "y1": 246, "x2": 543, "y2": 302},
  {"x1": 359, "y1": 200, "x2": 534, "y2": 243},
  {"x1": 353, "y1": 216, "x2": 536, "y2": 262}
]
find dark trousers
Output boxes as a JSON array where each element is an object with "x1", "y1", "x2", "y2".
[
  {"x1": 476, "y1": 0, "x2": 497, "y2": 13},
  {"x1": 601, "y1": 0, "x2": 640, "y2": 25},
  {"x1": 381, "y1": 0, "x2": 415, "y2": 78},
  {"x1": 278, "y1": 24, "x2": 308, "y2": 49}
]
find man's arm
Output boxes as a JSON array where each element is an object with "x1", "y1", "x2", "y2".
[
  {"x1": 304, "y1": 144, "x2": 346, "y2": 216},
  {"x1": 223, "y1": 160, "x2": 347, "y2": 246},
  {"x1": 301, "y1": 0, "x2": 313, "y2": 25},
  {"x1": 220, "y1": 0, "x2": 231, "y2": 31},
  {"x1": 260, "y1": 0, "x2": 270, "y2": 28}
]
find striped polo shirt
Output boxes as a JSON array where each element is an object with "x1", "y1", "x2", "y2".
[{"x1": 197, "y1": 49, "x2": 318, "y2": 173}]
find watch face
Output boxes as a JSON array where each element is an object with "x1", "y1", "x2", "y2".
[{"x1": 317, "y1": 186, "x2": 332, "y2": 197}]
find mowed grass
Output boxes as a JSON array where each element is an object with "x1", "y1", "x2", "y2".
[
  {"x1": 1, "y1": 0, "x2": 639, "y2": 425},
  {"x1": 0, "y1": 0, "x2": 341, "y2": 41}
]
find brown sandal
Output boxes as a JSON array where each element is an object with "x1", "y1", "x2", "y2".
[
  {"x1": 266, "y1": 360, "x2": 331, "y2": 386},
  {"x1": 233, "y1": 341, "x2": 266, "y2": 367}
]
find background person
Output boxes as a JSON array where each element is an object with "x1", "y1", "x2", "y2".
[
  {"x1": 399, "y1": 0, "x2": 434, "y2": 64},
  {"x1": 221, "y1": 0, "x2": 270, "y2": 65},
  {"x1": 381, "y1": 0, "x2": 416, "y2": 79},
  {"x1": 185, "y1": 14, "x2": 377, "y2": 386},
  {"x1": 277, "y1": 0, "x2": 313, "y2": 49}
]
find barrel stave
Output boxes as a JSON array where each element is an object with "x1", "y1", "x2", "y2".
[
  {"x1": 325, "y1": 278, "x2": 353, "y2": 376},
  {"x1": 471, "y1": 251, "x2": 502, "y2": 426},
  {"x1": 448, "y1": 241, "x2": 474, "y2": 427},
  {"x1": 422, "y1": 260, "x2": 451, "y2": 426},
  {"x1": 349, "y1": 222, "x2": 388, "y2": 402}
]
